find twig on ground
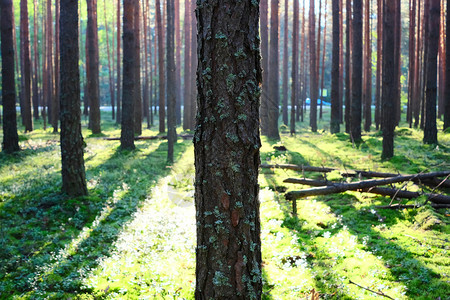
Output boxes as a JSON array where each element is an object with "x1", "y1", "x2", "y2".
[{"x1": 348, "y1": 280, "x2": 394, "y2": 299}]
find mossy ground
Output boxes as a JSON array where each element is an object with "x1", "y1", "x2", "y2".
[{"x1": 0, "y1": 110, "x2": 449, "y2": 299}]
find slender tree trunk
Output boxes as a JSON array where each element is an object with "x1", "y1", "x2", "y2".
[
  {"x1": 143, "y1": 0, "x2": 150, "y2": 127},
  {"x1": 156, "y1": 0, "x2": 165, "y2": 133},
  {"x1": 445, "y1": 0, "x2": 450, "y2": 130},
  {"x1": 408, "y1": 0, "x2": 416, "y2": 127},
  {"x1": 309, "y1": 0, "x2": 318, "y2": 132},
  {"x1": 299, "y1": 0, "x2": 307, "y2": 122},
  {"x1": 104, "y1": 0, "x2": 115, "y2": 120},
  {"x1": 52, "y1": 0, "x2": 60, "y2": 133},
  {"x1": 87, "y1": 0, "x2": 101, "y2": 134},
  {"x1": 363, "y1": 0, "x2": 372, "y2": 132},
  {"x1": 32, "y1": 0, "x2": 40, "y2": 120},
  {"x1": 394, "y1": 0, "x2": 401, "y2": 125},
  {"x1": 421, "y1": 0, "x2": 430, "y2": 129},
  {"x1": 316, "y1": 0, "x2": 322, "y2": 113},
  {"x1": 290, "y1": 0, "x2": 299, "y2": 134},
  {"x1": 319, "y1": 1, "x2": 328, "y2": 120},
  {"x1": 120, "y1": 0, "x2": 135, "y2": 150},
  {"x1": 414, "y1": 0, "x2": 422, "y2": 127},
  {"x1": 345, "y1": 0, "x2": 352, "y2": 133},
  {"x1": 116, "y1": 0, "x2": 122, "y2": 124},
  {"x1": 183, "y1": 0, "x2": 191, "y2": 130},
  {"x1": 189, "y1": 1, "x2": 197, "y2": 131},
  {"x1": 20, "y1": 0, "x2": 33, "y2": 132},
  {"x1": 267, "y1": 0, "x2": 280, "y2": 139},
  {"x1": 45, "y1": 0, "x2": 53, "y2": 128},
  {"x1": 382, "y1": 0, "x2": 395, "y2": 159},
  {"x1": 167, "y1": 0, "x2": 176, "y2": 163},
  {"x1": 42, "y1": 1, "x2": 48, "y2": 129},
  {"x1": 375, "y1": 0, "x2": 383, "y2": 129},
  {"x1": 339, "y1": 0, "x2": 344, "y2": 123},
  {"x1": 60, "y1": 0, "x2": 88, "y2": 196},
  {"x1": 134, "y1": 0, "x2": 142, "y2": 135},
  {"x1": 1, "y1": 0, "x2": 20, "y2": 153},
  {"x1": 331, "y1": 0, "x2": 341, "y2": 133},
  {"x1": 282, "y1": 0, "x2": 289, "y2": 125},
  {"x1": 423, "y1": 0, "x2": 440, "y2": 144},
  {"x1": 195, "y1": 1, "x2": 262, "y2": 297},
  {"x1": 351, "y1": 0, "x2": 363, "y2": 142},
  {"x1": 437, "y1": 0, "x2": 445, "y2": 119},
  {"x1": 175, "y1": 0, "x2": 181, "y2": 125}
]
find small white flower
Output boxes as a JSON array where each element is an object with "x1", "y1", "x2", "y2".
[{"x1": 323, "y1": 231, "x2": 331, "y2": 238}]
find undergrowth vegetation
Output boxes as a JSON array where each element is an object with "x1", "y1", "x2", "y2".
[{"x1": 0, "y1": 112, "x2": 449, "y2": 299}]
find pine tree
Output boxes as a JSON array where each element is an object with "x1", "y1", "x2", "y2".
[{"x1": 331, "y1": 0, "x2": 341, "y2": 133}]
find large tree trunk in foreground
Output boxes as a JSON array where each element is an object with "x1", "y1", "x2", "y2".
[
  {"x1": 120, "y1": 0, "x2": 135, "y2": 150},
  {"x1": 87, "y1": 0, "x2": 101, "y2": 134},
  {"x1": 423, "y1": 0, "x2": 440, "y2": 144},
  {"x1": 1, "y1": 0, "x2": 20, "y2": 153},
  {"x1": 60, "y1": 0, "x2": 88, "y2": 196},
  {"x1": 331, "y1": 0, "x2": 340, "y2": 133},
  {"x1": 195, "y1": 1, "x2": 262, "y2": 298}
]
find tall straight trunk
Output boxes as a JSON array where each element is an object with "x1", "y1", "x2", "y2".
[
  {"x1": 53, "y1": 0, "x2": 60, "y2": 132},
  {"x1": 345, "y1": 0, "x2": 352, "y2": 133},
  {"x1": 437, "y1": 0, "x2": 445, "y2": 119},
  {"x1": 87, "y1": 0, "x2": 101, "y2": 134},
  {"x1": 104, "y1": 0, "x2": 115, "y2": 120},
  {"x1": 319, "y1": 1, "x2": 328, "y2": 120},
  {"x1": 83, "y1": 18, "x2": 89, "y2": 117},
  {"x1": 167, "y1": 0, "x2": 176, "y2": 163},
  {"x1": 290, "y1": 0, "x2": 299, "y2": 134},
  {"x1": 156, "y1": 0, "x2": 165, "y2": 133},
  {"x1": 1, "y1": 0, "x2": 20, "y2": 153},
  {"x1": 188, "y1": 1, "x2": 197, "y2": 131},
  {"x1": 339, "y1": 0, "x2": 344, "y2": 123},
  {"x1": 175, "y1": 0, "x2": 181, "y2": 125},
  {"x1": 394, "y1": 0, "x2": 401, "y2": 124},
  {"x1": 363, "y1": 0, "x2": 372, "y2": 132},
  {"x1": 408, "y1": 0, "x2": 416, "y2": 126},
  {"x1": 282, "y1": 0, "x2": 289, "y2": 125},
  {"x1": 375, "y1": 0, "x2": 382, "y2": 129},
  {"x1": 414, "y1": 0, "x2": 422, "y2": 127},
  {"x1": 20, "y1": 0, "x2": 33, "y2": 132},
  {"x1": 351, "y1": 0, "x2": 363, "y2": 142},
  {"x1": 42, "y1": 1, "x2": 47, "y2": 129},
  {"x1": 195, "y1": 1, "x2": 262, "y2": 297},
  {"x1": 32, "y1": 0, "x2": 40, "y2": 120},
  {"x1": 260, "y1": 0, "x2": 269, "y2": 133},
  {"x1": 421, "y1": 0, "x2": 430, "y2": 129},
  {"x1": 316, "y1": 0, "x2": 322, "y2": 95},
  {"x1": 45, "y1": 0, "x2": 53, "y2": 128},
  {"x1": 331, "y1": 0, "x2": 341, "y2": 133},
  {"x1": 60, "y1": 0, "x2": 88, "y2": 196},
  {"x1": 309, "y1": 0, "x2": 318, "y2": 132},
  {"x1": 445, "y1": 0, "x2": 450, "y2": 130},
  {"x1": 143, "y1": 0, "x2": 150, "y2": 127},
  {"x1": 382, "y1": 0, "x2": 395, "y2": 159},
  {"x1": 299, "y1": 0, "x2": 306, "y2": 122},
  {"x1": 134, "y1": 0, "x2": 142, "y2": 135},
  {"x1": 12, "y1": 1, "x2": 22, "y2": 122},
  {"x1": 183, "y1": 0, "x2": 191, "y2": 130},
  {"x1": 268, "y1": 0, "x2": 280, "y2": 139},
  {"x1": 116, "y1": 0, "x2": 121, "y2": 124},
  {"x1": 423, "y1": 0, "x2": 440, "y2": 144},
  {"x1": 120, "y1": 0, "x2": 135, "y2": 150}
]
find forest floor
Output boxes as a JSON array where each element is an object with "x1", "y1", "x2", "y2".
[{"x1": 0, "y1": 111, "x2": 449, "y2": 299}]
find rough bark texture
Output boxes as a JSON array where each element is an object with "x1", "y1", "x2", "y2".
[
  {"x1": 309, "y1": 0, "x2": 317, "y2": 132},
  {"x1": 331, "y1": 0, "x2": 340, "y2": 133},
  {"x1": 1, "y1": 0, "x2": 20, "y2": 153},
  {"x1": 282, "y1": 0, "x2": 289, "y2": 125},
  {"x1": 20, "y1": 0, "x2": 33, "y2": 132},
  {"x1": 60, "y1": 0, "x2": 88, "y2": 196},
  {"x1": 166, "y1": 0, "x2": 176, "y2": 163},
  {"x1": 445, "y1": 0, "x2": 450, "y2": 130},
  {"x1": 87, "y1": 0, "x2": 101, "y2": 134},
  {"x1": 423, "y1": 0, "x2": 440, "y2": 144},
  {"x1": 351, "y1": 0, "x2": 363, "y2": 142},
  {"x1": 381, "y1": 0, "x2": 395, "y2": 159},
  {"x1": 194, "y1": 1, "x2": 262, "y2": 298},
  {"x1": 260, "y1": 0, "x2": 269, "y2": 135},
  {"x1": 290, "y1": 0, "x2": 299, "y2": 134},
  {"x1": 133, "y1": 0, "x2": 142, "y2": 135},
  {"x1": 183, "y1": 0, "x2": 191, "y2": 130},
  {"x1": 156, "y1": 0, "x2": 165, "y2": 133},
  {"x1": 120, "y1": 0, "x2": 135, "y2": 150},
  {"x1": 268, "y1": 0, "x2": 280, "y2": 139}
]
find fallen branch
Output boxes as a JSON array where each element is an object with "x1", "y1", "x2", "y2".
[
  {"x1": 348, "y1": 280, "x2": 394, "y2": 299},
  {"x1": 285, "y1": 171, "x2": 450, "y2": 201},
  {"x1": 103, "y1": 134, "x2": 194, "y2": 141},
  {"x1": 376, "y1": 204, "x2": 450, "y2": 209},
  {"x1": 261, "y1": 164, "x2": 335, "y2": 173}
]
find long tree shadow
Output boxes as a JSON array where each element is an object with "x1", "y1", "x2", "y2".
[
  {"x1": 0, "y1": 141, "x2": 58, "y2": 169},
  {"x1": 0, "y1": 140, "x2": 190, "y2": 297}
]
